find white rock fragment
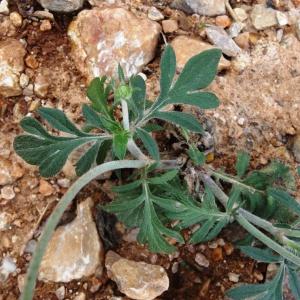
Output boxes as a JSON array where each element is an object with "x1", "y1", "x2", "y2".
[
  {"x1": 228, "y1": 272, "x2": 240, "y2": 283},
  {"x1": 0, "y1": 0, "x2": 9, "y2": 15},
  {"x1": 37, "y1": 0, "x2": 84, "y2": 12},
  {"x1": 0, "y1": 257, "x2": 16, "y2": 282},
  {"x1": 148, "y1": 6, "x2": 164, "y2": 21},
  {"x1": 1, "y1": 186, "x2": 15, "y2": 200},
  {"x1": 251, "y1": 4, "x2": 277, "y2": 30},
  {"x1": 38, "y1": 198, "x2": 104, "y2": 282},
  {"x1": 206, "y1": 25, "x2": 242, "y2": 57},
  {"x1": 276, "y1": 11, "x2": 288, "y2": 26},
  {"x1": 233, "y1": 7, "x2": 248, "y2": 22},
  {"x1": 195, "y1": 253, "x2": 210, "y2": 268},
  {"x1": 55, "y1": 286, "x2": 66, "y2": 300},
  {"x1": 228, "y1": 22, "x2": 244, "y2": 38}
]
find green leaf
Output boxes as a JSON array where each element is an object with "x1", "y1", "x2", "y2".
[
  {"x1": 168, "y1": 91, "x2": 220, "y2": 109},
  {"x1": 112, "y1": 180, "x2": 143, "y2": 193},
  {"x1": 147, "y1": 170, "x2": 178, "y2": 185},
  {"x1": 226, "y1": 264, "x2": 284, "y2": 300},
  {"x1": 96, "y1": 140, "x2": 112, "y2": 164},
  {"x1": 268, "y1": 188, "x2": 300, "y2": 216},
  {"x1": 87, "y1": 77, "x2": 111, "y2": 116},
  {"x1": 188, "y1": 145, "x2": 205, "y2": 166},
  {"x1": 75, "y1": 141, "x2": 102, "y2": 176},
  {"x1": 113, "y1": 131, "x2": 129, "y2": 159},
  {"x1": 170, "y1": 49, "x2": 221, "y2": 94},
  {"x1": 82, "y1": 104, "x2": 106, "y2": 131},
  {"x1": 236, "y1": 151, "x2": 250, "y2": 178},
  {"x1": 159, "y1": 45, "x2": 176, "y2": 99},
  {"x1": 130, "y1": 75, "x2": 146, "y2": 119},
  {"x1": 152, "y1": 111, "x2": 203, "y2": 133},
  {"x1": 118, "y1": 64, "x2": 125, "y2": 82},
  {"x1": 239, "y1": 246, "x2": 282, "y2": 263},
  {"x1": 287, "y1": 266, "x2": 300, "y2": 299},
  {"x1": 136, "y1": 128, "x2": 160, "y2": 160},
  {"x1": 38, "y1": 107, "x2": 87, "y2": 137},
  {"x1": 226, "y1": 186, "x2": 241, "y2": 211}
]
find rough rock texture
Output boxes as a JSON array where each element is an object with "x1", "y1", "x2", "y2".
[
  {"x1": 0, "y1": 38, "x2": 26, "y2": 97},
  {"x1": 251, "y1": 4, "x2": 277, "y2": 30},
  {"x1": 37, "y1": 0, "x2": 84, "y2": 12},
  {"x1": 206, "y1": 25, "x2": 241, "y2": 57},
  {"x1": 38, "y1": 198, "x2": 103, "y2": 282},
  {"x1": 171, "y1": 0, "x2": 225, "y2": 16},
  {"x1": 68, "y1": 7, "x2": 161, "y2": 81},
  {"x1": 105, "y1": 251, "x2": 169, "y2": 300},
  {"x1": 171, "y1": 36, "x2": 231, "y2": 72}
]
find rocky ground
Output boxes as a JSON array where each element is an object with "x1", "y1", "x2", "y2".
[{"x1": 1, "y1": 0, "x2": 300, "y2": 299}]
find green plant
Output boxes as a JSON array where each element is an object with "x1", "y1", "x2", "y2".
[{"x1": 14, "y1": 45, "x2": 300, "y2": 300}]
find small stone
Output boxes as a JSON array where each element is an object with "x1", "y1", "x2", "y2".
[
  {"x1": 148, "y1": 7, "x2": 164, "y2": 21},
  {"x1": 39, "y1": 198, "x2": 103, "y2": 282},
  {"x1": 40, "y1": 19, "x2": 52, "y2": 31},
  {"x1": 1, "y1": 186, "x2": 15, "y2": 200},
  {"x1": 0, "y1": 257, "x2": 16, "y2": 282},
  {"x1": 228, "y1": 22, "x2": 244, "y2": 38},
  {"x1": 19, "y1": 73, "x2": 29, "y2": 88},
  {"x1": 212, "y1": 247, "x2": 223, "y2": 261},
  {"x1": 292, "y1": 135, "x2": 300, "y2": 162},
  {"x1": 171, "y1": 36, "x2": 231, "y2": 72},
  {"x1": 0, "y1": 38, "x2": 26, "y2": 97},
  {"x1": 39, "y1": 179, "x2": 54, "y2": 196},
  {"x1": 9, "y1": 12, "x2": 22, "y2": 27},
  {"x1": 55, "y1": 286, "x2": 65, "y2": 300},
  {"x1": 228, "y1": 272, "x2": 240, "y2": 283},
  {"x1": 171, "y1": 0, "x2": 225, "y2": 17},
  {"x1": 233, "y1": 7, "x2": 248, "y2": 22},
  {"x1": 106, "y1": 251, "x2": 169, "y2": 300},
  {"x1": 206, "y1": 25, "x2": 241, "y2": 57},
  {"x1": 74, "y1": 292, "x2": 86, "y2": 300},
  {"x1": 23, "y1": 83, "x2": 33, "y2": 96},
  {"x1": 24, "y1": 239, "x2": 37, "y2": 254},
  {"x1": 162, "y1": 19, "x2": 179, "y2": 33},
  {"x1": 237, "y1": 117, "x2": 245, "y2": 126},
  {"x1": 223, "y1": 243, "x2": 234, "y2": 255},
  {"x1": 57, "y1": 178, "x2": 71, "y2": 188},
  {"x1": 251, "y1": 4, "x2": 277, "y2": 30},
  {"x1": 17, "y1": 274, "x2": 26, "y2": 293},
  {"x1": 276, "y1": 11, "x2": 288, "y2": 26},
  {"x1": 34, "y1": 73, "x2": 49, "y2": 97},
  {"x1": 276, "y1": 28, "x2": 284, "y2": 42},
  {"x1": 28, "y1": 99, "x2": 40, "y2": 112},
  {"x1": 68, "y1": 7, "x2": 161, "y2": 81},
  {"x1": 25, "y1": 55, "x2": 39, "y2": 69},
  {"x1": 32, "y1": 10, "x2": 54, "y2": 20},
  {"x1": 234, "y1": 32, "x2": 250, "y2": 49},
  {"x1": 171, "y1": 262, "x2": 179, "y2": 273},
  {"x1": 215, "y1": 15, "x2": 231, "y2": 28},
  {"x1": 0, "y1": 0, "x2": 9, "y2": 15},
  {"x1": 195, "y1": 253, "x2": 209, "y2": 268},
  {"x1": 37, "y1": 0, "x2": 84, "y2": 12}
]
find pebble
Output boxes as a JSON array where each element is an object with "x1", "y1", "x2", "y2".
[
  {"x1": 9, "y1": 12, "x2": 22, "y2": 27},
  {"x1": 195, "y1": 253, "x2": 210, "y2": 268},
  {"x1": 206, "y1": 25, "x2": 241, "y2": 57},
  {"x1": 0, "y1": 257, "x2": 16, "y2": 282},
  {"x1": 74, "y1": 292, "x2": 86, "y2": 300},
  {"x1": 39, "y1": 198, "x2": 103, "y2": 282},
  {"x1": 251, "y1": 4, "x2": 277, "y2": 30},
  {"x1": 19, "y1": 73, "x2": 29, "y2": 88},
  {"x1": 224, "y1": 243, "x2": 234, "y2": 255},
  {"x1": 228, "y1": 272, "x2": 240, "y2": 283},
  {"x1": 212, "y1": 247, "x2": 223, "y2": 261},
  {"x1": 162, "y1": 19, "x2": 179, "y2": 33},
  {"x1": 148, "y1": 6, "x2": 164, "y2": 21},
  {"x1": 233, "y1": 7, "x2": 248, "y2": 22},
  {"x1": 57, "y1": 178, "x2": 71, "y2": 188},
  {"x1": 40, "y1": 19, "x2": 52, "y2": 31},
  {"x1": 276, "y1": 11, "x2": 288, "y2": 26},
  {"x1": 55, "y1": 286, "x2": 66, "y2": 300},
  {"x1": 39, "y1": 179, "x2": 54, "y2": 196},
  {"x1": 17, "y1": 274, "x2": 26, "y2": 293},
  {"x1": 37, "y1": 0, "x2": 84, "y2": 12},
  {"x1": 25, "y1": 55, "x2": 39, "y2": 69},
  {"x1": 1, "y1": 186, "x2": 15, "y2": 200},
  {"x1": 228, "y1": 22, "x2": 244, "y2": 38},
  {"x1": 0, "y1": 0, "x2": 8, "y2": 15},
  {"x1": 24, "y1": 239, "x2": 37, "y2": 254},
  {"x1": 106, "y1": 251, "x2": 169, "y2": 300},
  {"x1": 234, "y1": 32, "x2": 250, "y2": 49},
  {"x1": 215, "y1": 15, "x2": 231, "y2": 28},
  {"x1": 34, "y1": 73, "x2": 49, "y2": 97}
]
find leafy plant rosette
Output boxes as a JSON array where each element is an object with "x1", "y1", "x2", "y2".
[{"x1": 14, "y1": 45, "x2": 300, "y2": 300}]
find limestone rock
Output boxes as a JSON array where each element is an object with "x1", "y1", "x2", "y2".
[
  {"x1": 105, "y1": 251, "x2": 169, "y2": 300},
  {"x1": 38, "y1": 198, "x2": 103, "y2": 282},
  {"x1": 0, "y1": 38, "x2": 26, "y2": 97},
  {"x1": 68, "y1": 7, "x2": 161, "y2": 81},
  {"x1": 37, "y1": 0, "x2": 84, "y2": 12},
  {"x1": 171, "y1": 0, "x2": 225, "y2": 16},
  {"x1": 251, "y1": 4, "x2": 277, "y2": 30},
  {"x1": 206, "y1": 25, "x2": 241, "y2": 57},
  {"x1": 171, "y1": 36, "x2": 230, "y2": 71}
]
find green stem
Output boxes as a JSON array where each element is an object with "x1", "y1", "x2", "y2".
[{"x1": 21, "y1": 160, "x2": 148, "y2": 300}]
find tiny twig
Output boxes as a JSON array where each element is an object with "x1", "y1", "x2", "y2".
[{"x1": 225, "y1": 0, "x2": 240, "y2": 22}]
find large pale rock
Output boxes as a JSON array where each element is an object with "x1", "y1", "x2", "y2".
[
  {"x1": 171, "y1": 0, "x2": 225, "y2": 16},
  {"x1": 38, "y1": 198, "x2": 103, "y2": 282},
  {"x1": 171, "y1": 36, "x2": 230, "y2": 72},
  {"x1": 37, "y1": 0, "x2": 84, "y2": 12},
  {"x1": 105, "y1": 251, "x2": 169, "y2": 300},
  {"x1": 68, "y1": 8, "x2": 161, "y2": 81},
  {"x1": 251, "y1": 4, "x2": 277, "y2": 30},
  {"x1": 206, "y1": 25, "x2": 242, "y2": 57},
  {"x1": 0, "y1": 39, "x2": 26, "y2": 97}
]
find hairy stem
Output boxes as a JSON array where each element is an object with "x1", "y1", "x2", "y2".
[{"x1": 21, "y1": 160, "x2": 148, "y2": 300}]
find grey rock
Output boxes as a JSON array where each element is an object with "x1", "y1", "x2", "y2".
[
  {"x1": 148, "y1": 7, "x2": 164, "y2": 21},
  {"x1": 37, "y1": 0, "x2": 84, "y2": 12},
  {"x1": 251, "y1": 4, "x2": 277, "y2": 30},
  {"x1": 206, "y1": 25, "x2": 242, "y2": 57},
  {"x1": 171, "y1": 0, "x2": 225, "y2": 16},
  {"x1": 0, "y1": 256, "x2": 16, "y2": 282},
  {"x1": 228, "y1": 22, "x2": 244, "y2": 38}
]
